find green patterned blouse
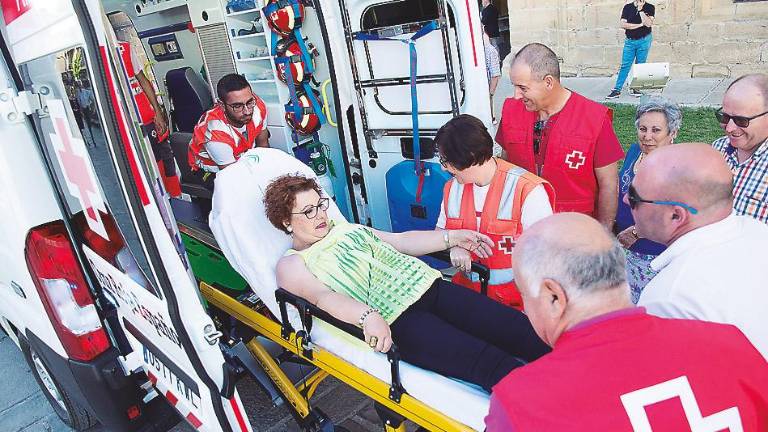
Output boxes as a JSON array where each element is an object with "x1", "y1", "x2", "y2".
[{"x1": 287, "y1": 222, "x2": 440, "y2": 323}]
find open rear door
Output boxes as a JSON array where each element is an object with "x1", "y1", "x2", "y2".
[
  {"x1": 330, "y1": 0, "x2": 490, "y2": 232},
  {"x1": 7, "y1": 1, "x2": 253, "y2": 430}
]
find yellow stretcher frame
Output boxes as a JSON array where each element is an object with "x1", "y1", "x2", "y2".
[{"x1": 200, "y1": 282, "x2": 476, "y2": 432}]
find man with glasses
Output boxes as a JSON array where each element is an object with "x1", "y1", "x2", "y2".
[
  {"x1": 631, "y1": 143, "x2": 768, "y2": 359},
  {"x1": 188, "y1": 73, "x2": 270, "y2": 173},
  {"x1": 497, "y1": 43, "x2": 624, "y2": 228},
  {"x1": 711, "y1": 73, "x2": 768, "y2": 223}
]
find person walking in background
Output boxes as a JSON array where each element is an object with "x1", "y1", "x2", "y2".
[
  {"x1": 480, "y1": 0, "x2": 501, "y2": 53},
  {"x1": 483, "y1": 29, "x2": 502, "y2": 124},
  {"x1": 607, "y1": 0, "x2": 655, "y2": 99}
]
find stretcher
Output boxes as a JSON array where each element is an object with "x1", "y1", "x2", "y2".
[{"x1": 185, "y1": 148, "x2": 494, "y2": 431}]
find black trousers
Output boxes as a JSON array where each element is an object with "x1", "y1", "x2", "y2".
[{"x1": 390, "y1": 279, "x2": 550, "y2": 392}]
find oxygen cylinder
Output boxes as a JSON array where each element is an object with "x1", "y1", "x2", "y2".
[{"x1": 316, "y1": 172, "x2": 335, "y2": 200}]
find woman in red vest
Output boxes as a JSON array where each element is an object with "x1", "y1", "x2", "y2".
[{"x1": 435, "y1": 115, "x2": 555, "y2": 309}]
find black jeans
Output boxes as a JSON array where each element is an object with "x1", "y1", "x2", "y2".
[{"x1": 390, "y1": 279, "x2": 550, "y2": 392}]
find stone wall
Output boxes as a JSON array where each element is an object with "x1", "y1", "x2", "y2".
[{"x1": 505, "y1": 0, "x2": 768, "y2": 78}]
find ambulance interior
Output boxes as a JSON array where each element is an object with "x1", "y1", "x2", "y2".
[{"x1": 58, "y1": 0, "x2": 493, "y2": 429}]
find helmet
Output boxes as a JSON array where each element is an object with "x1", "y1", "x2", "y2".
[
  {"x1": 264, "y1": 0, "x2": 304, "y2": 36},
  {"x1": 285, "y1": 89, "x2": 322, "y2": 135},
  {"x1": 274, "y1": 37, "x2": 317, "y2": 84}
]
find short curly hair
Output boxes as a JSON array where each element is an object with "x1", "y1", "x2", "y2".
[{"x1": 263, "y1": 174, "x2": 322, "y2": 234}]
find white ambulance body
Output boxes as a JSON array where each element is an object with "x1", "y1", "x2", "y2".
[{"x1": 0, "y1": 0, "x2": 491, "y2": 430}]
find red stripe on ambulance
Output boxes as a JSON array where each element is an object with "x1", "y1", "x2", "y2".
[
  {"x1": 229, "y1": 397, "x2": 249, "y2": 432},
  {"x1": 98, "y1": 45, "x2": 150, "y2": 206}
]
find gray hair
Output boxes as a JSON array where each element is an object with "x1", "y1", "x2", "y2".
[
  {"x1": 516, "y1": 233, "x2": 627, "y2": 299},
  {"x1": 634, "y1": 95, "x2": 683, "y2": 134},
  {"x1": 512, "y1": 43, "x2": 560, "y2": 81}
]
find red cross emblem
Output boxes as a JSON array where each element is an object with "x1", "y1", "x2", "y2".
[
  {"x1": 498, "y1": 236, "x2": 516, "y2": 255},
  {"x1": 565, "y1": 150, "x2": 586, "y2": 170},
  {"x1": 49, "y1": 99, "x2": 109, "y2": 240}
]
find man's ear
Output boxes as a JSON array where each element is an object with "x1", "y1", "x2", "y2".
[
  {"x1": 670, "y1": 206, "x2": 689, "y2": 224},
  {"x1": 543, "y1": 75, "x2": 556, "y2": 90},
  {"x1": 540, "y1": 278, "x2": 568, "y2": 319}
]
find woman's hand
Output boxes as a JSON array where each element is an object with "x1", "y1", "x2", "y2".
[
  {"x1": 617, "y1": 226, "x2": 639, "y2": 249},
  {"x1": 449, "y1": 230, "x2": 494, "y2": 258},
  {"x1": 362, "y1": 312, "x2": 393, "y2": 353},
  {"x1": 450, "y1": 246, "x2": 473, "y2": 273}
]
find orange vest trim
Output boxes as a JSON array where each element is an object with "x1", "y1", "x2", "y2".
[
  {"x1": 118, "y1": 41, "x2": 155, "y2": 125},
  {"x1": 499, "y1": 92, "x2": 608, "y2": 216},
  {"x1": 187, "y1": 100, "x2": 267, "y2": 172},
  {"x1": 441, "y1": 159, "x2": 555, "y2": 309}
]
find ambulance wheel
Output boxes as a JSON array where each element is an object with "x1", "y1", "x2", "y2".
[{"x1": 22, "y1": 340, "x2": 96, "y2": 431}]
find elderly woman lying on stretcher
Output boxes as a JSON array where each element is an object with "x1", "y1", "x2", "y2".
[{"x1": 264, "y1": 174, "x2": 550, "y2": 392}]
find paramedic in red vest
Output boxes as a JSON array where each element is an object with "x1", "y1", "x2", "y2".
[
  {"x1": 435, "y1": 115, "x2": 554, "y2": 309},
  {"x1": 117, "y1": 39, "x2": 181, "y2": 197},
  {"x1": 486, "y1": 212, "x2": 768, "y2": 431},
  {"x1": 188, "y1": 73, "x2": 269, "y2": 173},
  {"x1": 497, "y1": 43, "x2": 624, "y2": 228}
]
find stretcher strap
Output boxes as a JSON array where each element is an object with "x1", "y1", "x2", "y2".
[
  {"x1": 414, "y1": 166, "x2": 425, "y2": 203},
  {"x1": 353, "y1": 20, "x2": 439, "y2": 176}
]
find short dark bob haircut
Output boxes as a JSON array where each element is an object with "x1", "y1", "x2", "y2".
[
  {"x1": 263, "y1": 174, "x2": 322, "y2": 234},
  {"x1": 434, "y1": 114, "x2": 493, "y2": 170}
]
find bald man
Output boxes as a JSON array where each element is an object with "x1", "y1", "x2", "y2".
[
  {"x1": 486, "y1": 213, "x2": 768, "y2": 431},
  {"x1": 712, "y1": 73, "x2": 768, "y2": 223},
  {"x1": 496, "y1": 43, "x2": 624, "y2": 227},
  {"x1": 630, "y1": 143, "x2": 768, "y2": 359}
]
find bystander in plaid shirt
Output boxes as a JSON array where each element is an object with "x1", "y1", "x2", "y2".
[
  {"x1": 484, "y1": 43, "x2": 501, "y2": 80},
  {"x1": 712, "y1": 136, "x2": 768, "y2": 223}
]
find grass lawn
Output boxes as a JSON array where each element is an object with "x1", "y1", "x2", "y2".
[{"x1": 607, "y1": 103, "x2": 725, "y2": 153}]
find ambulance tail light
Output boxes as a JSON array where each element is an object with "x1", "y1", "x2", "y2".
[{"x1": 25, "y1": 221, "x2": 110, "y2": 361}]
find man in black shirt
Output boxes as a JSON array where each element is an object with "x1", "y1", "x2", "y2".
[
  {"x1": 481, "y1": 0, "x2": 501, "y2": 53},
  {"x1": 607, "y1": 0, "x2": 655, "y2": 99}
]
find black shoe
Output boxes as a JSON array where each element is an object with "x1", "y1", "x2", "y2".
[
  {"x1": 629, "y1": 88, "x2": 643, "y2": 97},
  {"x1": 606, "y1": 90, "x2": 621, "y2": 99}
]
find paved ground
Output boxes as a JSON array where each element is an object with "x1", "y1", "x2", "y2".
[
  {"x1": 0, "y1": 330, "x2": 397, "y2": 432},
  {"x1": 491, "y1": 75, "x2": 734, "y2": 120},
  {"x1": 0, "y1": 74, "x2": 728, "y2": 432}
]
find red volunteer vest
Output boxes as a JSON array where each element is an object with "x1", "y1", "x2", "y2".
[
  {"x1": 492, "y1": 309, "x2": 768, "y2": 431},
  {"x1": 442, "y1": 159, "x2": 554, "y2": 309},
  {"x1": 499, "y1": 92, "x2": 610, "y2": 216},
  {"x1": 187, "y1": 101, "x2": 266, "y2": 172},
  {"x1": 118, "y1": 41, "x2": 155, "y2": 126}
]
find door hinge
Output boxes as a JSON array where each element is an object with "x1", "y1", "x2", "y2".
[{"x1": 0, "y1": 87, "x2": 48, "y2": 123}]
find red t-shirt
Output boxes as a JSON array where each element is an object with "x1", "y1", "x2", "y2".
[{"x1": 487, "y1": 308, "x2": 768, "y2": 431}]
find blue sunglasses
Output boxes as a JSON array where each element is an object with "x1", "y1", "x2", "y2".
[{"x1": 628, "y1": 184, "x2": 698, "y2": 214}]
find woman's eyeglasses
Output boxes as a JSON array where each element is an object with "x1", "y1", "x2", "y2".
[
  {"x1": 292, "y1": 198, "x2": 330, "y2": 219},
  {"x1": 715, "y1": 107, "x2": 768, "y2": 128},
  {"x1": 627, "y1": 184, "x2": 698, "y2": 214}
]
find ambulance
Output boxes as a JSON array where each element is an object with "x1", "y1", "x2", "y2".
[{"x1": 0, "y1": 0, "x2": 492, "y2": 430}]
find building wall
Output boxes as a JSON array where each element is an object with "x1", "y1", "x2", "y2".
[{"x1": 505, "y1": 0, "x2": 768, "y2": 78}]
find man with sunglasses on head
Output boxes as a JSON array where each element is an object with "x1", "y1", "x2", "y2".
[
  {"x1": 711, "y1": 73, "x2": 768, "y2": 223},
  {"x1": 497, "y1": 43, "x2": 624, "y2": 229},
  {"x1": 188, "y1": 73, "x2": 270, "y2": 173},
  {"x1": 631, "y1": 143, "x2": 768, "y2": 359}
]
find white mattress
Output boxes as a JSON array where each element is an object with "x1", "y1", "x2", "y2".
[{"x1": 209, "y1": 148, "x2": 490, "y2": 430}]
